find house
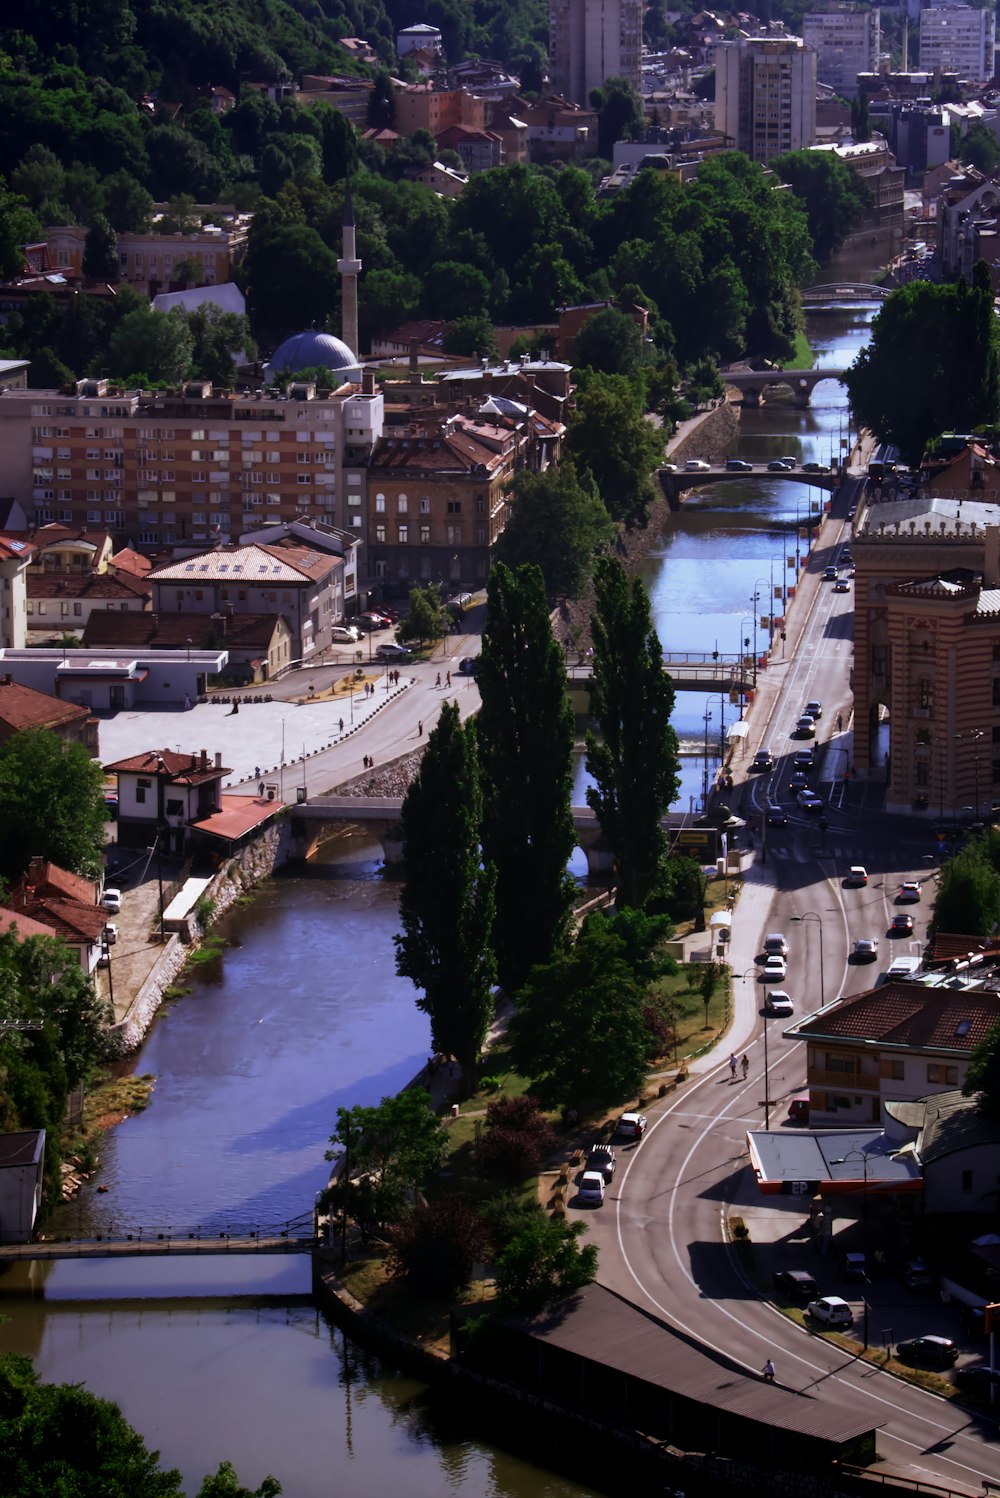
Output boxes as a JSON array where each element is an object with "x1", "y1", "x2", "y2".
[
  {"x1": 886, "y1": 1089, "x2": 1000, "y2": 1213},
  {"x1": 785, "y1": 970, "x2": 1000, "y2": 1126},
  {"x1": 413, "y1": 161, "x2": 469, "y2": 197},
  {"x1": 82, "y1": 608, "x2": 293, "y2": 684},
  {"x1": 26, "y1": 568, "x2": 151, "y2": 643},
  {"x1": 0, "y1": 673, "x2": 96, "y2": 750},
  {"x1": 434, "y1": 123, "x2": 503, "y2": 173},
  {"x1": 104, "y1": 747, "x2": 232, "y2": 854},
  {"x1": 0, "y1": 533, "x2": 35, "y2": 647},
  {"x1": 0, "y1": 1130, "x2": 46, "y2": 1243},
  {"x1": 7, "y1": 858, "x2": 108, "y2": 974}
]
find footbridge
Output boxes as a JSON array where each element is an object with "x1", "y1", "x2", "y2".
[
  {"x1": 660, "y1": 463, "x2": 839, "y2": 507},
  {"x1": 801, "y1": 282, "x2": 891, "y2": 303},
  {"x1": 0, "y1": 1215, "x2": 318, "y2": 1260},
  {"x1": 720, "y1": 368, "x2": 847, "y2": 407}
]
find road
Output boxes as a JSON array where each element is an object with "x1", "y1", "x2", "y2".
[{"x1": 579, "y1": 470, "x2": 1000, "y2": 1494}]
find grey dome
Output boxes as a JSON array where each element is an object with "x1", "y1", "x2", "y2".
[{"x1": 267, "y1": 330, "x2": 358, "y2": 376}]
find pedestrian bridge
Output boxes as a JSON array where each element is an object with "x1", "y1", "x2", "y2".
[
  {"x1": 566, "y1": 655, "x2": 755, "y2": 694},
  {"x1": 720, "y1": 368, "x2": 847, "y2": 407},
  {"x1": 0, "y1": 1217, "x2": 318, "y2": 1260},
  {"x1": 801, "y1": 282, "x2": 891, "y2": 303},
  {"x1": 660, "y1": 463, "x2": 839, "y2": 508}
]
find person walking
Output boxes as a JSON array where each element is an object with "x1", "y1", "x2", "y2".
[
  {"x1": 418, "y1": 720, "x2": 423, "y2": 737},
  {"x1": 729, "y1": 1053, "x2": 738, "y2": 1081},
  {"x1": 741, "y1": 1053, "x2": 749, "y2": 1080},
  {"x1": 762, "y1": 1359, "x2": 775, "y2": 1383},
  {"x1": 446, "y1": 670, "x2": 451, "y2": 688},
  {"x1": 338, "y1": 717, "x2": 344, "y2": 734},
  {"x1": 837, "y1": 712, "x2": 843, "y2": 732},
  {"x1": 435, "y1": 672, "x2": 441, "y2": 688}
]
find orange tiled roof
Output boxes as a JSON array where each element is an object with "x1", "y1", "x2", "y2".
[
  {"x1": 104, "y1": 748, "x2": 231, "y2": 783},
  {"x1": 0, "y1": 679, "x2": 91, "y2": 734},
  {"x1": 794, "y1": 981, "x2": 1000, "y2": 1052}
]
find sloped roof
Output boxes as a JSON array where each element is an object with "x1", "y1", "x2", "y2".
[
  {"x1": 82, "y1": 610, "x2": 284, "y2": 651},
  {"x1": 791, "y1": 982, "x2": 1000, "y2": 1053},
  {"x1": 0, "y1": 678, "x2": 91, "y2": 734},
  {"x1": 13, "y1": 896, "x2": 106, "y2": 943},
  {"x1": 371, "y1": 428, "x2": 506, "y2": 475},
  {"x1": 0, "y1": 906, "x2": 62, "y2": 942},
  {"x1": 27, "y1": 571, "x2": 150, "y2": 601},
  {"x1": 15, "y1": 860, "x2": 96, "y2": 906},
  {"x1": 103, "y1": 748, "x2": 231, "y2": 783},
  {"x1": 904, "y1": 1089, "x2": 1000, "y2": 1164},
  {"x1": 150, "y1": 543, "x2": 335, "y2": 586},
  {"x1": 110, "y1": 547, "x2": 153, "y2": 577}
]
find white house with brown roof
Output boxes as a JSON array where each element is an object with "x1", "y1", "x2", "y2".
[
  {"x1": 786, "y1": 968, "x2": 1000, "y2": 1126},
  {"x1": 103, "y1": 747, "x2": 232, "y2": 854},
  {"x1": 26, "y1": 569, "x2": 151, "y2": 643}
]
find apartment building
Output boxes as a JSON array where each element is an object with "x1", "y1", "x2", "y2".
[
  {"x1": 393, "y1": 86, "x2": 486, "y2": 137},
  {"x1": 0, "y1": 377, "x2": 384, "y2": 555},
  {"x1": 715, "y1": 35, "x2": 818, "y2": 163},
  {"x1": 0, "y1": 535, "x2": 34, "y2": 648},
  {"x1": 549, "y1": 0, "x2": 642, "y2": 108},
  {"x1": 920, "y1": 5, "x2": 995, "y2": 81},
  {"x1": 45, "y1": 216, "x2": 251, "y2": 293},
  {"x1": 803, "y1": 5, "x2": 880, "y2": 97},
  {"x1": 810, "y1": 139, "x2": 905, "y2": 227}
]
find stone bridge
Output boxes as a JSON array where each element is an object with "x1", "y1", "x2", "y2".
[
  {"x1": 659, "y1": 463, "x2": 840, "y2": 508},
  {"x1": 720, "y1": 368, "x2": 847, "y2": 407}
]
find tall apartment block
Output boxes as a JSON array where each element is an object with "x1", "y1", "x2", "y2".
[
  {"x1": 715, "y1": 36, "x2": 818, "y2": 163},
  {"x1": 920, "y1": 5, "x2": 995, "y2": 81},
  {"x1": 0, "y1": 377, "x2": 384, "y2": 551},
  {"x1": 802, "y1": 6, "x2": 880, "y2": 97},
  {"x1": 549, "y1": 0, "x2": 642, "y2": 108}
]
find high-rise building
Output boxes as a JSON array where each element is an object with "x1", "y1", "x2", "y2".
[
  {"x1": 803, "y1": 6, "x2": 880, "y2": 97},
  {"x1": 714, "y1": 36, "x2": 818, "y2": 163},
  {"x1": 920, "y1": 5, "x2": 995, "y2": 81},
  {"x1": 549, "y1": 0, "x2": 642, "y2": 108}
]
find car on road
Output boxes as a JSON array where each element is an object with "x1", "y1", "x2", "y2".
[
  {"x1": 788, "y1": 1095, "x2": 810, "y2": 1123},
  {"x1": 845, "y1": 865, "x2": 868, "y2": 887},
  {"x1": 954, "y1": 1363, "x2": 1000, "y2": 1395},
  {"x1": 793, "y1": 750, "x2": 816, "y2": 771},
  {"x1": 808, "y1": 1296, "x2": 853, "y2": 1327},
  {"x1": 898, "y1": 881, "x2": 921, "y2": 902},
  {"x1": 685, "y1": 458, "x2": 711, "y2": 471},
  {"x1": 458, "y1": 657, "x2": 478, "y2": 676},
  {"x1": 103, "y1": 887, "x2": 122, "y2": 913},
  {"x1": 616, "y1": 1112, "x2": 647, "y2": 1139},
  {"x1": 890, "y1": 913, "x2": 914, "y2": 935},
  {"x1": 833, "y1": 578, "x2": 852, "y2": 593},
  {"x1": 750, "y1": 749, "x2": 774, "y2": 772},
  {"x1": 896, "y1": 1335, "x2": 959, "y2": 1368},
  {"x1": 804, "y1": 699, "x2": 823, "y2": 720},
  {"x1": 103, "y1": 922, "x2": 118, "y2": 946},
  {"x1": 766, "y1": 990, "x2": 793, "y2": 1016},
  {"x1": 761, "y1": 954, "x2": 787, "y2": 981},
  {"x1": 375, "y1": 642, "x2": 412, "y2": 662},
  {"x1": 803, "y1": 461, "x2": 830, "y2": 473},
  {"x1": 842, "y1": 1252, "x2": 867, "y2": 1282},
  {"x1": 767, "y1": 458, "x2": 793, "y2": 471},
  {"x1": 790, "y1": 770, "x2": 810, "y2": 791},
  {"x1": 796, "y1": 715, "x2": 816, "y2": 738},
  {"x1": 847, "y1": 507, "x2": 856, "y2": 519},
  {"x1": 797, "y1": 789, "x2": 823, "y2": 812},
  {"x1": 663, "y1": 462, "x2": 678, "y2": 473},
  {"x1": 725, "y1": 458, "x2": 753, "y2": 471},
  {"x1": 853, "y1": 937, "x2": 879, "y2": 961},
  {"x1": 331, "y1": 625, "x2": 360, "y2": 643},
  {"x1": 823, "y1": 564, "x2": 838, "y2": 581},
  {"x1": 900, "y1": 1258, "x2": 933, "y2": 1291},
  {"x1": 577, "y1": 1170, "x2": 606, "y2": 1205},
  {"x1": 766, "y1": 802, "x2": 787, "y2": 826},
  {"x1": 764, "y1": 933, "x2": 789, "y2": 956},
  {"x1": 840, "y1": 549, "x2": 853, "y2": 565},
  {"x1": 773, "y1": 1269, "x2": 818, "y2": 1302},
  {"x1": 587, "y1": 1144, "x2": 616, "y2": 1180}
]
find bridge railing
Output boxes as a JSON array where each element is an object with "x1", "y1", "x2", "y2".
[{"x1": 1, "y1": 1213, "x2": 318, "y2": 1256}]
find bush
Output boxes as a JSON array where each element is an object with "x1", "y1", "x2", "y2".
[
  {"x1": 480, "y1": 1191, "x2": 544, "y2": 1251},
  {"x1": 387, "y1": 1195, "x2": 492, "y2": 1295},
  {"x1": 478, "y1": 1095, "x2": 557, "y2": 1182}
]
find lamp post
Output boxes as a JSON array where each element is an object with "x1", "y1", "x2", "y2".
[
  {"x1": 754, "y1": 575, "x2": 771, "y2": 656},
  {"x1": 702, "y1": 708, "x2": 712, "y2": 802},
  {"x1": 738, "y1": 615, "x2": 753, "y2": 710},
  {"x1": 830, "y1": 1146, "x2": 874, "y2": 1350},
  {"x1": 742, "y1": 965, "x2": 771, "y2": 1127},
  {"x1": 955, "y1": 729, "x2": 985, "y2": 822},
  {"x1": 790, "y1": 911, "x2": 825, "y2": 1009},
  {"x1": 749, "y1": 587, "x2": 761, "y2": 687}
]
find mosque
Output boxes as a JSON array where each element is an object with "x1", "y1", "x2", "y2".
[{"x1": 264, "y1": 184, "x2": 363, "y2": 383}]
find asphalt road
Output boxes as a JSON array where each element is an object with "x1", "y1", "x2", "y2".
[{"x1": 577, "y1": 473, "x2": 1000, "y2": 1494}]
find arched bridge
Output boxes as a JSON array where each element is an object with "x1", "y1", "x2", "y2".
[
  {"x1": 801, "y1": 282, "x2": 891, "y2": 303},
  {"x1": 721, "y1": 368, "x2": 847, "y2": 408},
  {"x1": 660, "y1": 463, "x2": 839, "y2": 507}
]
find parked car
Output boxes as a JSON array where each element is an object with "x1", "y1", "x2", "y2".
[
  {"x1": 458, "y1": 657, "x2": 479, "y2": 676},
  {"x1": 896, "y1": 1335, "x2": 959, "y2": 1368},
  {"x1": 954, "y1": 1363, "x2": 1000, "y2": 1394},
  {"x1": 766, "y1": 802, "x2": 787, "y2": 826},
  {"x1": 357, "y1": 613, "x2": 390, "y2": 632},
  {"x1": 587, "y1": 1144, "x2": 616, "y2": 1180},
  {"x1": 773, "y1": 1269, "x2": 818, "y2": 1302},
  {"x1": 823, "y1": 565, "x2": 838, "y2": 581},
  {"x1": 796, "y1": 715, "x2": 816, "y2": 738},
  {"x1": 764, "y1": 933, "x2": 789, "y2": 956},
  {"x1": 847, "y1": 507, "x2": 856, "y2": 520},
  {"x1": 103, "y1": 887, "x2": 122, "y2": 914},
  {"x1": 808, "y1": 1296, "x2": 853, "y2": 1327},
  {"x1": 685, "y1": 458, "x2": 711, "y2": 471},
  {"x1": 797, "y1": 790, "x2": 823, "y2": 812},
  {"x1": 900, "y1": 1258, "x2": 933, "y2": 1291},
  {"x1": 766, "y1": 990, "x2": 793, "y2": 1016},
  {"x1": 804, "y1": 700, "x2": 823, "y2": 720},
  {"x1": 846, "y1": 866, "x2": 868, "y2": 887},
  {"x1": 762, "y1": 954, "x2": 787, "y2": 981},
  {"x1": 331, "y1": 625, "x2": 360, "y2": 643},
  {"x1": 787, "y1": 1095, "x2": 810, "y2": 1123},
  {"x1": 842, "y1": 1252, "x2": 867, "y2": 1282},
  {"x1": 103, "y1": 922, "x2": 118, "y2": 946},
  {"x1": 853, "y1": 938, "x2": 879, "y2": 961},
  {"x1": 616, "y1": 1112, "x2": 647, "y2": 1139},
  {"x1": 898, "y1": 881, "x2": 922, "y2": 902},
  {"x1": 750, "y1": 749, "x2": 774, "y2": 772},
  {"x1": 725, "y1": 458, "x2": 753, "y2": 471},
  {"x1": 577, "y1": 1170, "x2": 606, "y2": 1206},
  {"x1": 890, "y1": 913, "x2": 914, "y2": 935},
  {"x1": 375, "y1": 642, "x2": 412, "y2": 662}
]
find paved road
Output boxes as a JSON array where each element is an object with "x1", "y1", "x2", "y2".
[{"x1": 577, "y1": 470, "x2": 1000, "y2": 1494}]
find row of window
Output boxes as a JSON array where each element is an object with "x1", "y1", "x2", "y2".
[
  {"x1": 373, "y1": 524, "x2": 484, "y2": 545},
  {"x1": 373, "y1": 494, "x2": 486, "y2": 514},
  {"x1": 822, "y1": 1053, "x2": 960, "y2": 1086}
]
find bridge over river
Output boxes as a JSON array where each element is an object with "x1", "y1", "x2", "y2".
[
  {"x1": 0, "y1": 1215, "x2": 318, "y2": 1260},
  {"x1": 659, "y1": 462, "x2": 839, "y2": 508},
  {"x1": 718, "y1": 369, "x2": 847, "y2": 407}
]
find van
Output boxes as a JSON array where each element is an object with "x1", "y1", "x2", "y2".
[{"x1": 886, "y1": 955, "x2": 921, "y2": 979}]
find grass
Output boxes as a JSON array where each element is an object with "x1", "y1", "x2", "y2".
[
  {"x1": 790, "y1": 330, "x2": 814, "y2": 368},
  {"x1": 337, "y1": 1255, "x2": 493, "y2": 1353},
  {"x1": 186, "y1": 935, "x2": 228, "y2": 964}
]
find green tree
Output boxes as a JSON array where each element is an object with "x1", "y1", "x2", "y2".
[
  {"x1": 387, "y1": 1195, "x2": 493, "y2": 1295},
  {"x1": 325, "y1": 1089, "x2": 447, "y2": 1240},
  {"x1": 396, "y1": 702, "x2": 497, "y2": 1084},
  {"x1": 477, "y1": 563, "x2": 576, "y2": 993},
  {"x1": 963, "y1": 1018, "x2": 1000, "y2": 1118},
  {"x1": 441, "y1": 315, "x2": 499, "y2": 361},
  {"x1": 397, "y1": 582, "x2": 449, "y2": 647},
  {"x1": 105, "y1": 306, "x2": 194, "y2": 384},
  {"x1": 586, "y1": 556, "x2": 680, "y2": 908},
  {"x1": 496, "y1": 461, "x2": 613, "y2": 601},
  {"x1": 574, "y1": 306, "x2": 646, "y2": 377},
  {"x1": 82, "y1": 215, "x2": 119, "y2": 282},
  {"x1": 771, "y1": 150, "x2": 871, "y2": 262},
  {"x1": 0, "y1": 729, "x2": 106, "y2": 880},
  {"x1": 509, "y1": 913, "x2": 652, "y2": 1110},
  {"x1": 495, "y1": 1212, "x2": 598, "y2": 1312},
  {"x1": 956, "y1": 121, "x2": 1000, "y2": 175},
  {"x1": 103, "y1": 168, "x2": 152, "y2": 233},
  {"x1": 591, "y1": 76, "x2": 645, "y2": 158},
  {"x1": 477, "y1": 1094, "x2": 558, "y2": 1182},
  {"x1": 367, "y1": 68, "x2": 397, "y2": 130},
  {"x1": 0, "y1": 181, "x2": 41, "y2": 280},
  {"x1": 185, "y1": 305, "x2": 251, "y2": 386},
  {"x1": 423, "y1": 261, "x2": 490, "y2": 321},
  {"x1": 566, "y1": 372, "x2": 664, "y2": 528},
  {"x1": 930, "y1": 834, "x2": 1000, "y2": 939},
  {"x1": 845, "y1": 271, "x2": 1000, "y2": 463},
  {"x1": 244, "y1": 223, "x2": 341, "y2": 344},
  {"x1": 358, "y1": 267, "x2": 421, "y2": 345}
]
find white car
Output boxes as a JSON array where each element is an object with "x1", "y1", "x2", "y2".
[
  {"x1": 898, "y1": 881, "x2": 922, "y2": 902},
  {"x1": 616, "y1": 1112, "x2": 647, "y2": 1139},
  {"x1": 809, "y1": 1296, "x2": 853, "y2": 1327},
  {"x1": 761, "y1": 954, "x2": 787, "y2": 981},
  {"x1": 577, "y1": 1170, "x2": 606, "y2": 1205},
  {"x1": 766, "y1": 990, "x2": 793, "y2": 1016},
  {"x1": 684, "y1": 458, "x2": 711, "y2": 471},
  {"x1": 103, "y1": 923, "x2": 118, "y2": 946},
  {"x1": 331, "y1": 625, "x2": 360, "y2": 643},
  {"x1": 103, "y1": 887, "x2": 122, "y2": 913}
]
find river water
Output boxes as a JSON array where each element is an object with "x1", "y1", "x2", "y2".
[{"x1": 0, "y1": 269, "x2": 881, "y2": 1497}]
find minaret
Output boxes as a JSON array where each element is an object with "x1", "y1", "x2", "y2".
[{"x1": 338, "y1": 180, "x2": 361, "y2": 357}]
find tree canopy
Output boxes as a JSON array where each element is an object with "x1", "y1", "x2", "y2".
[
  {"x1": 771, "y1": 150, "x2": 871, "y2": 262},
  {"x1": 0, "y1": 729, "x2": 107, "y2": 881},
  {"x1": 930, "y1": 829, "x2": 1000, "y2": 940},
  {"x1": 325, "y1": 1088, "x2": 447, "y2": 1240},
  {"x1": 566, "y1": 372, "x2": 664, "y2": 529},
  {"x1": 495, "y1": 461, "x2": 613, "y2": 601},
  {"x1": 963, "y1": 1018, "x2": 1000, "y2": 1118}
]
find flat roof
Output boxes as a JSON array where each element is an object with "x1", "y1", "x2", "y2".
[
  {"x1": 162, "y1": 876, "x2": 214, "y2": 922},
  {"x1": 190, "y1": 793, "x2": 285, "y2": 842},
  {"x1": 747, "y1": 1129, "x2": 924, "y2": 1196}
]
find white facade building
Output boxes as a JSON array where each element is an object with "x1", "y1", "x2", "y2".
[
  {"x1": 549, "y1": 0, "x2": 643, "y2": 108},
  {"x1": 803, "y1": 6, "x2": 880, "y2": 97},
  {"x1": 714, "y1": 36, "x2": 818, "y2": 163},
  {"x1": 920, "y1": 5, "x2": 995, "y2": 81}
]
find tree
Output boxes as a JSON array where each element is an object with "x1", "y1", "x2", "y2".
[
  {"x1": 396, "y1": 703, "x2": 497, "y2": 1084},
  {"x1": 477, "y1": 563, "x2": 576, "y2": 992},
  {"x1": 509, "y1": 913, "x2": 653, "y2": 1110},
  {"x1": 243, "y1": 223, "x2": 341, "y2": 344},
  {"x1": 956, "y1": 121, "x2": 1000, "y2": 175},
  {"x1": 845, "y1": 272, "x2": 1000, "y2": 463},
  {"x1": 930, "y1": 835, "x2": 1000, "y2": 940},
  {"x1": 367, "y1": 68, "x2": 396, "y2": 130},
  {"x1": 387, "y1": 1195, "x2": 493, "y2": 1295},
  {"x1": 325, "y1": 1089, "x2": 447, "y2": 1240},
  {"x1": 574, "y1": 306, "x2": 646, "y2": 378},
  {"x1": 495, "y1": 1214, "x2": 598, "y2": 1313},
  {"x1": 105, "y1": 306, "x2": 194, "y2": 384},
  {"x1": 565, "y1": 372, "x2": 664, "y2": 528},
  {"x1": 771, "y1": 150, "x2": 870, "y2": 262},
  {"x1": 591, "y1": 77, "x2": 645, "y2": 159},
  {"x1": 496, "y1": 461, "x2": 613, "y2": 602},
  {"x1": 82, "y1": 215, "x2": 119, "y2": 282},
  {"x1": 963, "y1": 1018, "x2": 1000, "y2": 1118},
  {"x1": 423, "y1": 261, "x2": 490, "y2": 321},
  {"x1": 586, "y1": 557, "x2": 680, "y2": 907},
  {"x1": 441, "y1": 315, "x2": 499, "y2": 362},
  {"x1": 477, "y1": 1094, "x2": 557, "y2": 1182},
  {"x1": 396, "y1": 582, "x2": 449, "y2": 648},
  {"x1": 0, "y1": 729, "x2": 106, "y2": 880},
  {"x1": 0, "y1": 182, "x2": 42, "y2": 281}
]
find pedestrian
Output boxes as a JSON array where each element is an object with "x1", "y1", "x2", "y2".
[
  {"x1": 762, "y1": 1359, "x2": 775, "y2": 1383},
  {"x1": 184, "y1": 693, "x2": 192, "y2": 710},
  {"x1": 363, "y1": 754, "x2": 369, "y2": 769},
  {"x1": 446, "y1": 670, "x2": 451, "y2": 688},
  {"x1": 741, "y1": 1053, "x2": 749, "y2": 1080},
  {"x1": 729, "y1": 1053, "x2": 738, "y2": 1081},
  {"x1": 257, "y1": 782, "x2": 264, "y2": 798},
  {"x1": 228, "y1": 702, "x2": 239, "y2": 716},
  {"x1": 436, "y1": 672, "x2": 441, "y2": 687},
  {"x1": 837, "y1": 712, "x2": 843, "y2": 732},
  {"x1": 338, "y1": 717, "x2": 344, "y2": 734},
  {"x1": 418, "y1": 720, "x2": 423, "y2": 737}
]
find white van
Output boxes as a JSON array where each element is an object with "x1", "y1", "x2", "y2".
[{"x1": 886, "y1": 955, "x2": 921, "y2": 979}]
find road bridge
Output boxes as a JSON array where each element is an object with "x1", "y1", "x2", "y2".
[
  {"x1": 801, "y1": 282, "x2": 891, "y2": 302},
  {"x1": 659, "y1": 463, "x2": 839, "y2": 508},
  {"x1": 720, "y1": 368, "x2": 847, "y2": 407}
]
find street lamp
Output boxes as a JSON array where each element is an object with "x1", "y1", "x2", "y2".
[
  {"x1": 741, "y1": 966, "x2": 772, "y2": 1127},
  {"x1": 830, "y1": 1145, "x2": 876, "y2": 1350},
  {"x1": 738, "y1": 616, "x2": 754, "y2": 711},
  {"x1": 754, "y1": 575, "x2": 771, "y2": 658},
  {"x1": 790, "y1": 911, "x2": 825, "y2": 1009},
  {"x1": 955, "y1": 729, "x2": 985, "y2": 823},
  {"x1": 701, "y1": 708, "x2": 712, "y2": 802}
]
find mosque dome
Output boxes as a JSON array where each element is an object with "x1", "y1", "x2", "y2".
[{"x1": 266, "y1": 330, "x2": 358, "y2": 378}]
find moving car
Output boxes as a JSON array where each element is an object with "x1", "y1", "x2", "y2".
[
  {"x1": 725, "y1": 458, "x2": 753, "y2": 471},
  {"x1": 767, "y1": 459, "x2": 793, "y2": 471},
  {"x1": 587, "y1": 1144, "x2": 616, "y2": 1180},
  {"x1": 331, "y1": 625, "x2": 360, "y2": 643},
  {"x1": 808, "y1": 1296, "x2": 853, "y2": 1327},
  {"x1": 803, "y1": 461, "x2": 830, "y2": 473},
  {"x1": 793, "y1": 749, "x2": 816, "y2": 769},
  {"x1": 796, "y1": 715, "x2": 816, "y2": 738},
  {"x1": 761, "y1": 954, "x2": 787, "y2": 981},
  {"x1": 846, "y1": 866, "x2": 868, "y2": 887},
  {"x1": 773, "y1": 1269, "x2": 818, "y2": 1302},
  {"x1": 577, "y1": 1170, "x2": 606, "y2": 1206},
  {"x1": 842, "y1": 1252, "x2": 867, "y2": 1282},
  {"x1": 896, "y1": 1335, "x2": 959, "y2": 1368},
  {"x1": 685, "y1": 458, "x2": 711, "y2": 471},
  {"x1": 898, "y1": 881, "x2": 921, "y2": 902},
  {"x1": 750, "y1": 749, "x2": 774, "y2": 773},
  {"x1": 790, "y1": 770, "x2": 810, "y2": 791},
  {"x1": 833, "y1": 578, "x2": 852, "y2": 593},
  {"x1": 103, "y1": 887, "x2": 122, "y2": 914},
  {"x1": 766, "y1": 802, "x2": 787, "y2": 826},
  {"x1": 804, "y1": 700, "x2": 822, "y2": 720},
  {"x1": 847, "y1": 507, "x2": 856, "y2": 519},
  {"x1": 823, "y1": 565, "x2": 838, "y2": 581},
  {"x1": 788, "y1": 1095, "x2": 810, "y2": 1123},
  {"x1": 766, "y1": 990, "x2": 793, "y2": 1016},
  {"x1": 853, "y1": 937, "x2": 879, "y2": 960},
  {"x1": 797, "y1": 789, "x2": 823, "y2": 812},
  {"x1": 458, "y1": 657, "x2": 479, "y2": 676},
  {"x1": 900, "y1": 1258, "x2": 932, "y2": 1291},
  {"x1": 890, "y1": 913, "x2": 914, "y2": 934},
  {"x1": 616, "y1": 1112, "x2": 647, "y2": 1139},
  {"x1": 375, "y1": 642, "x2": 412, "y2": 662},
  {"x1": 763, "y1": 933, "x2": 789, "y2": 956}
]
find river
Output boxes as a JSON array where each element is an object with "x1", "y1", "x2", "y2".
[{"x1": 0, "y1": 255, "x2": 884, "y2": 1497}]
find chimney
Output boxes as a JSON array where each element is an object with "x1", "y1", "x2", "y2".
[
  {"x1": 200, "y1": 748, "x2": 208, "y2": 771},
  {"x1": 215, "y1": 751, "x2": 223, "y2": 769},
  {"x1": 362, "y1": 367, "x2": 376, "y2": 395}
]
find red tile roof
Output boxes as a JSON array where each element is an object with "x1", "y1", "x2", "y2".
[
  {"x1": 370, "y1": 428, "x2": 506, "y2": 475},
  {"x1": 16, "y1": 859, "x2": 97, "y2": 906},
  {"x1": 0, "y1": 679, "x2": 91, "y2": 734},
  {"x1": 190, "y1": 793, "x2": 284, "y2": 841},
  {"x1": 0, "y1": 906, "x2": 61, "y2": 942},
  {"x1": 110, "y1": 547, "x2": 153, "y2": 577},
  {"x1": 12, "y1": 896, "x2": 106, "y2": 943},
  {"x1": 27, "y1": 571, "x2": 150, "y2": 602},
  {"x1": 82, "y1": 610, "x2": 283, "y2": 650},
  {"x1": 103, "y1": 748, "x2": 231, "y2": 783},
  {"x1": 794, "y1": 981, "x2": 1000, "y2": 1053}
]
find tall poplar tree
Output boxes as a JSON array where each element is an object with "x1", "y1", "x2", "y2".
[
  {"x1": 586, "y1": 556, "x2": 680, "y2": 908},
  {"x1": 477, "y1": 563, "x2": 576, "y2": 992},
  {"x1": 395, "y1": 702, "x2": 496, "y2": 1084}
]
